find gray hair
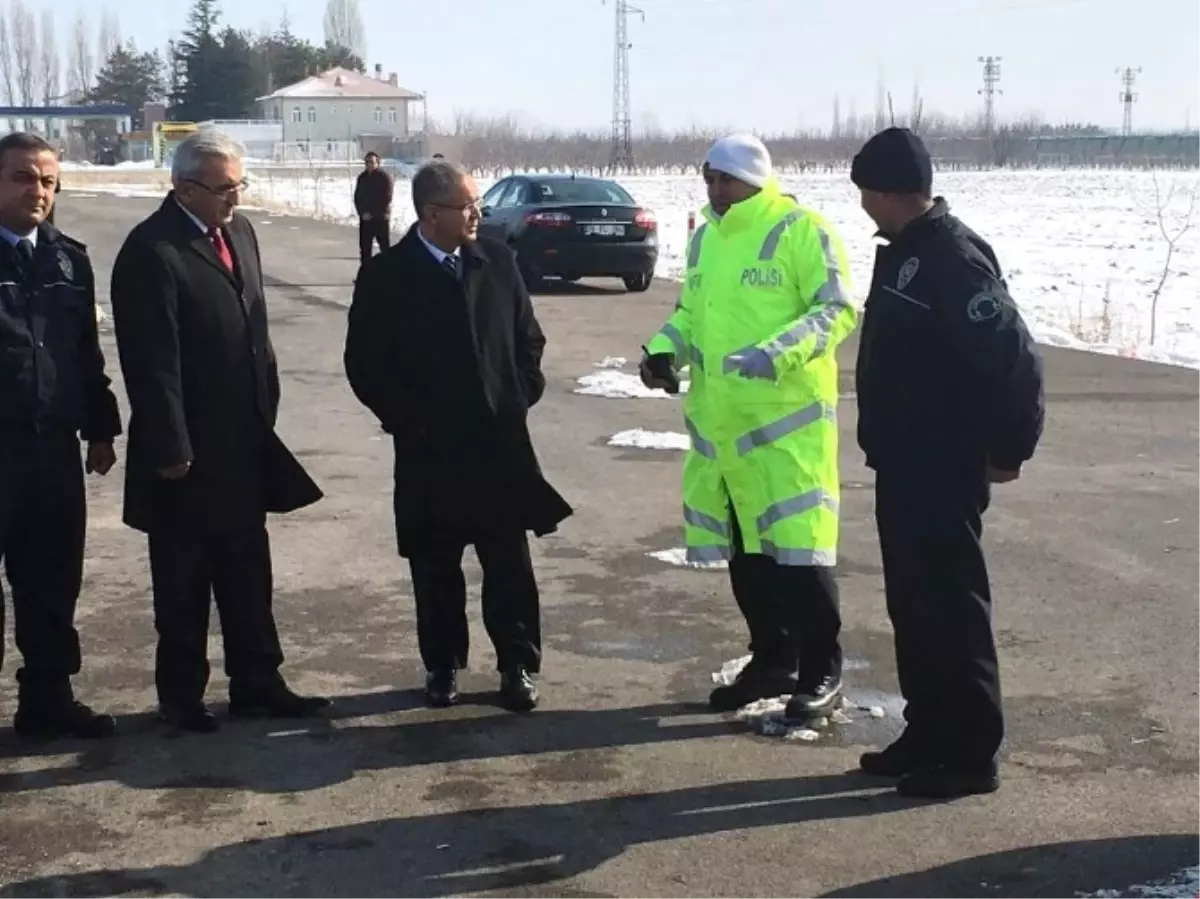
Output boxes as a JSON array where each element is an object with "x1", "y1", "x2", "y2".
[
  {"x1": 171, "y1": 129, "x2": 245, "y2": 183},
  {"x1": 412, "y1": 160, "x2": 466, "y2": 219}
]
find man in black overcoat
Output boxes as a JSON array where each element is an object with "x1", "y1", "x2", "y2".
[
  {"x1": 344, "y1": 160, "x2": 572, "y2": 712},
  {"x1": 109, "y1": 130, "x2": 329, "y2": 733}
]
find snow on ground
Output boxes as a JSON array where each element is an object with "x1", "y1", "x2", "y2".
[
  {"x1": 1079, "y1": 865, "x2": 1200, "y2": 898},
  {"x1": 67, "y1": 165, "x2": 1199, "y2": 368},
  {"x1": 608, "y1": 429, "x2": 690, "y2": 450},
  {"x1": 233, "y1": 166, "x2": 1200, "y2": 370},
  {"x1": 574, "y1": 369, "x2": 688, "y2": 399}
]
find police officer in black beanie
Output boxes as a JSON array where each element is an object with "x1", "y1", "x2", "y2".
[{"x1": 850, "y1": 127, "x2": 1045, "y2": 799}]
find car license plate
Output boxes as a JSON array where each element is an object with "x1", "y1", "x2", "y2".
[{"x1": 583, "y1": 223, "x2": 624, "y2": 236}]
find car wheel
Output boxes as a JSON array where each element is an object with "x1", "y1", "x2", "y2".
[{"x1": 623, "y1": 272, "x2": 653, "y2": 292}]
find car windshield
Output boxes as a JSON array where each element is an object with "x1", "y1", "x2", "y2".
[{"x1": 533, "y1": 179, "x2": 635, "y2": 205}]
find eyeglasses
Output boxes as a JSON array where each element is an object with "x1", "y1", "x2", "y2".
[
  {"x1": 432, "y1": 198, "x2": 482, "y2": 213},
  {"x1": 185, "y1": 178, "x2": 249, "y2": 200}
]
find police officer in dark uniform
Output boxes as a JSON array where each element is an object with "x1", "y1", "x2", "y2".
[
  {"x1": 0, "y1": 132, "x2": 122, "y2": 739},
  {"x1": 850, "y1": 127, "x2": 1045, "y2": 798}
]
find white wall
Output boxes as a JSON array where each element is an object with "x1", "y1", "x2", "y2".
[{"x1": 259, "y1": 97, "x2": 412, "y2": 144}]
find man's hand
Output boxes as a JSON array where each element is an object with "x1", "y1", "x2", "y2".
[
  {"x1": 361, "y1": 212, "x2": 372, "y2": 221},
  {"x1": 158, "y1": 462, "x2": 191, "y2": 480},
  {"x1": 987, "y1": 463, "x2": 1020, "y2": 484},
  {"x1": 735, "y1": 348, "x2": 776, "y2": 381},
  {"x1": 85, "y1": 441, "x2": 117, "y2": 476},
  {"x1": 639, "y1": 352, "x2": 677, "y2": 391}
]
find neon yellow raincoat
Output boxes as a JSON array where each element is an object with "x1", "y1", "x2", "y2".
[{"x1": 646, "y1": 178, "x2": 856, "y2": 566}]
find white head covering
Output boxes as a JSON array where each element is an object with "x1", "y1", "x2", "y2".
[{"x1": 704, "y1": 133, "x2": 772, "y2": 188}]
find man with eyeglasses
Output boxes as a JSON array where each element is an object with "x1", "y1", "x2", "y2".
[
  {"x1": 641, "y1": 134, "x2": 857, "y2": 721},
  {"x1": 345, "y1": 160, "x2": 571, "y2": 712},
  {"x1": 109, "y1": 130, "x2": 328, "y2": 733}
]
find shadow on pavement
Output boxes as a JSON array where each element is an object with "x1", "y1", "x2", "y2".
[
  {"x1": 0, "y1": 695, "x2": 757, "y2": 796},
  {"x1": 821, "y1": 833, "x2": 1200, "y2": 898},
  {"x1": 0, "y1": 771, "x2": 916, "y2": 898}
]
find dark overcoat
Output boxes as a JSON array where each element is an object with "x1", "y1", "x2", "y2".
[
  {"x1": 109, "y1": 194, "x2": 322, "y2": 535},
  {"x1": 344, "y1": 225, "x2": 572, "y2": 556}
]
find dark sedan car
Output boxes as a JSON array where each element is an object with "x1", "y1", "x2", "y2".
[{"x1": 476, "y1": 174, "x2": 658, "y2": 292}]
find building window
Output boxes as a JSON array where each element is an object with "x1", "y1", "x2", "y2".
[
  {"x1": 306, "y1": 106, "x2": 316, "y2": 123},
  {"x1": 291, "y1": 106, "x2": 301, "y2": 123},
  {"x1": 373, "y1": 106, "x2": 382, "y2": 123},
  {"x1": 387, "y1": 107, "x2": 396, "y2": 125}
]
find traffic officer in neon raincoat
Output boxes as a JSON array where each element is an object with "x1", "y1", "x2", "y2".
[{"x1": 640, "y1": 134, "x2": 857, "y2": 719}]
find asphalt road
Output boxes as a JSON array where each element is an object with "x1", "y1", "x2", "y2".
[{"x1": 0, "y1": 191, "x2": 1196, "y2": 898}]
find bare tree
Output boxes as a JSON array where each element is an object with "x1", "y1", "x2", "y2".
[
  {"x1": 97, "y1": 8, "x2": 119, "y2": 66},
  {"x1": 11, "y1": 0, "x2": 39, "y2": 128},
  {"x1": 0, "y1": 13, "x2": 15, "y2": 131},
  {"x1": 39, "y1": 9, "x2": 58, "y2": 135},
  {"x1": 1148, "y1": 172, "x2": 1198, "y2": 346},
  {"x1": 322, "y1": 0, "x2": 366, "y2": 61},
  {"x1": 67, "y1": 12, "x2": 93, "y2": 99}
]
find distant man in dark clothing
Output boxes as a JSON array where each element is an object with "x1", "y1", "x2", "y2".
[
  {"x1": 0, "y1": 132, "x2": 122, "y2": 739},
  {"x1": 354, "y1": 152, "x2": 393, "y2": 265},
  {"x1": 344, "y1": 160, "x2": 572, "y2": 713},
  {"x1": 851, "y1": 127, "x2": 1045, "y2": 799}
]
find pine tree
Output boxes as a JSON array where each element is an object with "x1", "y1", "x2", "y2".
[
  {"x1": 170, "y1": 0, "x2": 224, "y2": 121},
  {"x1": 89, "y1": 40, "x2": 166, "y2": 129}
]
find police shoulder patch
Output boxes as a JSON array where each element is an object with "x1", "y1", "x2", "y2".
[
  {"x1": 897, "y1": 256, "x2": 920, "y2": 290},
  {"x1": 56, "y1": 247, "x2": 74, "y2": 281},
  {"x1": 967, "y1": 289, "x2": 1002, "y2": 323}
]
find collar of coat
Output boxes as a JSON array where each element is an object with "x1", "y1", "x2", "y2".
[{"x1": 400, "y1": 223, "x2": 493, "y2": 271}]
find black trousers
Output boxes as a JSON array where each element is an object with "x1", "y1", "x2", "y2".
[
  {"x1": 358, "y1": 217, "x2": 390, "y2": 264},
  {"x1": 874, "y1": 470, "x2": 1003, "y2": 765},
  {"x1": 728, "y1": 509, "x2": 842, "y2": 679},
  {"x1": 148, "y1": 522, "x2": 285, "y2": 705},
  {"x1": 0, "y1": 432, "x2": 86, "y2": 702},
  {"x1": 407, "y1": 526, "x2": 541, "y2": 674}
]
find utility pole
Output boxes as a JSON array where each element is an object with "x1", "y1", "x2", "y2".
[
  {"x1": 1117, "y1": 67, "x2": 1140, "y2": 136},
  {"x1": 605, "y1": 0, "x2": 643, "y2": 173}
]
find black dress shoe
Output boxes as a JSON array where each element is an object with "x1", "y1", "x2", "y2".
[
  {"x1": 228, "y1": 686, "x2": 330, "y2": 719},
  {"x1": 499, "y1": 667, "x2": 538, "y2": 712},
  {"x1": 784, "y1": 672, "x2": 843, "y2": 721},
  {"x1": 157, "y1": 701, "x2": 219, "y2": 733},
  {"x1": 708, "y1": 657, "x2": 798, "y2": 712},
  {"x1": 897, "y1": 763, "x2": 1000, "y2": 799},
  {"x1": 424, "y1": 669, "x2": 458, "y2": 708},
  {"x1": 15, "y1": 700, "x2": 116, "y2": 739},
  {"x1": 860, "y1": 729, "x2": 938, "y2": 778}
]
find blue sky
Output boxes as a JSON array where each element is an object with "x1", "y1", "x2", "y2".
[{"x1": 65, "y1": 0, "x2": 1199, "y2": 133}]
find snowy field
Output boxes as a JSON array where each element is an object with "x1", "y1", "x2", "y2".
[{"x1": 65, "y1": 163, "x2": 1199, "y2": 369}]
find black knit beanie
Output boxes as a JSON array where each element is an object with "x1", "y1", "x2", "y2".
[{"x1": 850, "y1": 127, "x2": 933, "y2": 194}]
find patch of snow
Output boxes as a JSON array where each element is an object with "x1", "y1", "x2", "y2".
[
  {"x1": 1078, "y1": 866, "x2": 1200, "y2": 898},
  {"x1": 712, "y1": 654, "x2": 752, "y2": 686},
  {"x1": 574, "y1": 370, "x2": 689, "y2": 399},
  {"x1": 647, "y1": 547, "x2": 727, "y2": 570},
  {"x1": 594, "y1": 356, "x2": 627, "y2": 369},
  {"x1": 608, "y1": 429, "x2": 690, "y2": 451}
]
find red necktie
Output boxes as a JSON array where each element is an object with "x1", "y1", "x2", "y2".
[{"x1": 208, "y1": 227, "x2": 233, "y2": 273}]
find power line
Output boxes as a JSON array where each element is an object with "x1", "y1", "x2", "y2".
[
  {"x1": 605, "y1": 0, "x2": 643, "y2": 174},
  {"x1": 1117, "y1": 66, "x2": 1141, "y2": 136}
]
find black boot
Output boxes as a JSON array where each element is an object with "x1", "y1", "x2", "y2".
[
  {"x1": 709, "y1": 656, "x2": 798, "y2": 712},
  {"x1": 784, "y1": 669, "x2": 843, "y2": 722},
  {"x1": 15, "y1": 698, "x2": 115, "y2": 740},
  {"x1": 499, "y1": 667, "x2": 538, "y2": 712},
  {"x1": 897, "y1": 762, "x2": 1000, "y2": 799},
  {"x1": 424, "y1": 669, "x2": 458, "y2": 708},
  {"x1": 229, "y1": 682, "x2": 330, "y2": 719},
  {"x1": 860, "y1": 728, "x2": 937, "y2": 778}
]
